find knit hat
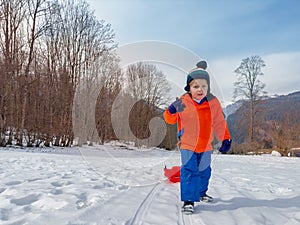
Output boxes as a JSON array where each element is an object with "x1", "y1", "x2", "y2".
[{"x1": 184, "y1": 60, "x2": 210, "y2": 92}]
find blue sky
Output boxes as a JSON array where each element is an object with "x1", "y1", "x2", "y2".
[{"x1": 87, "y1": 0, "x2": 300, "y2": 104}]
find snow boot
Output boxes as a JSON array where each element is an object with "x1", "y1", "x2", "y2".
[
  {"x1": 200, "y1": 194, "x2": 213, "y2": 203},
  {"x1": 181, "y1": 201, "x2": 194, "y2": 214}
]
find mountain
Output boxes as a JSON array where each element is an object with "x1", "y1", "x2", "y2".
[
  {"x1": 227, "y1": 91, "x2": 300, "y2": 147},
  {"x1": 261, "y1": 91, "x2": 300, "y2": 120},
  {"x1": 223, "y1": 100, "x2": 244, "y2": 118}
]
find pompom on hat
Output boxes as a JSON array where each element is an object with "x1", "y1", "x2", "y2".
[{"x1": 184, "y1": 60, "x2": 210, "y2": 92}]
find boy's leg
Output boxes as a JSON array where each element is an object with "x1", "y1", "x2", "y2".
[
  {"x1": 198, "y1": 150, "x2": 212, "y2": 198},
  {"x1": 180, "y1": 150, "x2": 201, "y2": 202}
]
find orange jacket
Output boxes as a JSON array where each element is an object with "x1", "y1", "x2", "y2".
[{"x1": 164, "y1": 94, "x2": 231, "y2": 153}]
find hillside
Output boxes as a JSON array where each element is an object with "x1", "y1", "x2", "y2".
[
  {"x1": 261, "y1": 91, "x2": 300, "y2": 121},
  {"x1": 223, "y1": 99, "x2": 244, "y2": 117},
  {"x1": 226, "y1": 91, "x2": 300, "y2": 148}
]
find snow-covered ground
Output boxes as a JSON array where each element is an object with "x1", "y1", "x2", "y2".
[{"x1": 0, "y1": 143, "x2": 299, "y2": 225}]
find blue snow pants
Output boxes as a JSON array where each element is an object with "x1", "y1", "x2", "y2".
[{"x1": 180, "y1": 149, "x2": 212, "y2": 202}]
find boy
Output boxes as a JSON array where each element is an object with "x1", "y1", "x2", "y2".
[{"x1": 163, "y1": 61, "x2": 231, "y2": 214}]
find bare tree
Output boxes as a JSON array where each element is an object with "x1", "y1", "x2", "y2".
[
  {"x1": 0, "y1": 0, "x2": 27, "y2": 145},
  {"x1": 21, "y1": 0, "x2": 46, "y2": 121},
  {"x1": 54, "y1": 0, "x2": 117, "y2": 146},
  {"x1": 95, "y1": 53, "x2": 122, "y2": 144},
  {"x1": 233, "y1": 55, "x2": 266, "y2": 142},
  {"x1": 123, "y1": 62, "x2": 170, "y2": 147}
]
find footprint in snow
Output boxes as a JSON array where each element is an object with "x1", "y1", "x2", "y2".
[
  {"x1": 27, "y1": 178, "x2": 43, "y2": 182},
  {"x1": 0, "y1": 188, "x2": 6, "y2": 194},
  {"x1": 0, "y1": 208, "x2": 11, "y2": 221},
  {"x1": 5, "y1": 181, "x2": 22, "y2": 186},
  {"x1": 50, "y1": 189, "x2": 63, "y2": 195},
  {"x1": 76, "y1": 193, "x2": 88, "y2": 209},
  {"x1": 51, "y1": 181, "x2": 64, "y2": 187},
  {"x1": 10, "y1": 194, "x2": 40, "y2": 206},
  {"x1": 51, "y1": 181, "x2": 73, "y2": 187},
  {"x1": 93, "y1": 180, "x2": 114, "y2": 189}
]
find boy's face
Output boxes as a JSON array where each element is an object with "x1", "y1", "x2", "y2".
[{"x1": 189, "y1": 78, "x2": 208, "y2": 101}]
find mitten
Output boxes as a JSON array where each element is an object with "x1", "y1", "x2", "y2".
[
  {"x1": 168, "y1": 98, "x2": 186, "y2": 114},
  {"x1": 219, "y1": 139, "x2": 232, "y2": 154}
]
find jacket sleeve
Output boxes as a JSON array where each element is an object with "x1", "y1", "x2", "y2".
[
  {"x1": 163, "y1": 108, "x2": 178, "y2": 125},
  {"x1": 211, "y1": 98, "x2": 231, "y2": 141}
]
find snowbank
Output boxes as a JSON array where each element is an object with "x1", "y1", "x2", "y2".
[{"x1": 271, "y1": 150, "x2": 282, "y2": 157}]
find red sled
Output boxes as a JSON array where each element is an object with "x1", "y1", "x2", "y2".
[{"x1": 164, "y1": 165, "x2": 180, "y2": 183}]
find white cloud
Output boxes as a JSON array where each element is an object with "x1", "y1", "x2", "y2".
[
  {"x1": 263, "y1": 52, "x2": 300, "y2": 95},
  {"x1": 210, "y1": 52, "x2": 300, "y2": 103},
  {"x1": 209, "y1": 57, "x2": 242, "y2": 104}
]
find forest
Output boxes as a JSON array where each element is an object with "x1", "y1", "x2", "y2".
[{"x1": 0, "y1": 0, "x2": 170, "y2": 147}]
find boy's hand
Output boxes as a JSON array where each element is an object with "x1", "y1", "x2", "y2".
[
  {"x1": 168, "y1": 98, "x2": 186, "y2": 114},
  {"x1": 219, "y1": 139, "x2": 232, "y2": 154}
]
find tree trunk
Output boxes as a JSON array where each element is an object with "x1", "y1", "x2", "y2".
[{"x1": 249, "y1": 99, "x2": 254, "y2": 142}]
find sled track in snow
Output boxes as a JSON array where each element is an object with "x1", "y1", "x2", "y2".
[
  {"x1": 181, "y1": 213, "x2": 193, "y2": 225},
  {"x1": 181, "y1": 210, "x2": 207, "y2": 225},
  {"x1": 126, "y1": 181, "x2": 206, "y2": 225},
  {"x1": 126, "y1": 182, "x2": 164, "y2": 225}
]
